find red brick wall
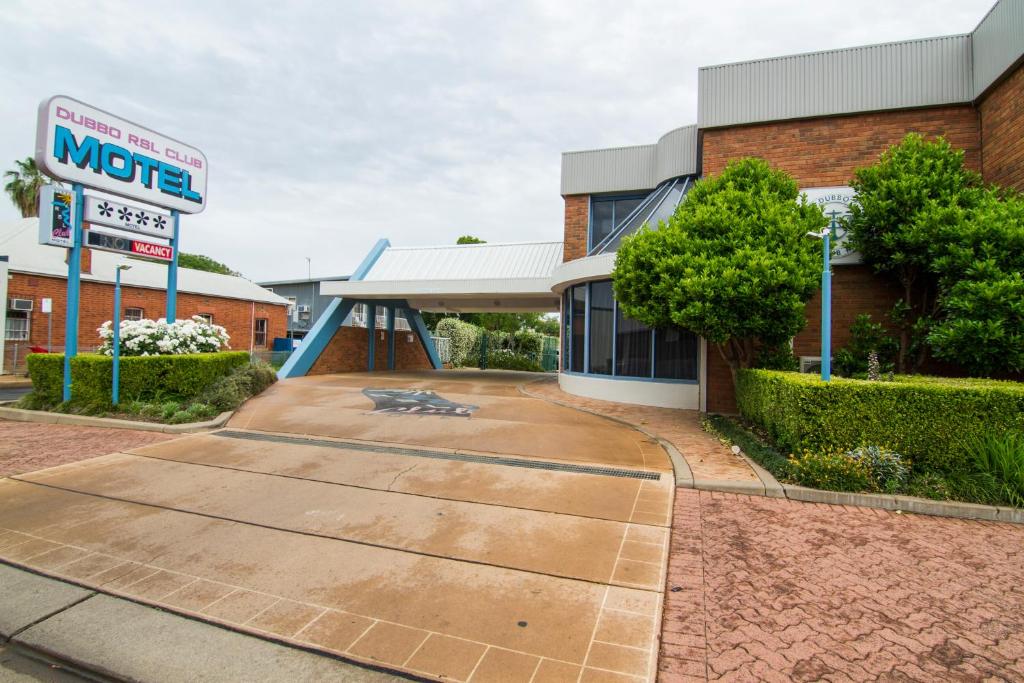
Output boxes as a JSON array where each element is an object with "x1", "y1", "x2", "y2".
[
  {"x1": 6, "y1": 272, "x2": 286, "y2": 353},
  {"x1": 701, "y1": 106, "x2": 980, "y2": 413},
  {"x1": 562, "y1": 194, "x2": 589, "y2": 262},
  {"x1": 702, "y1": 105, "x2": 981, "y2": 180},
  {"x1": 980, "y1": 63, "x2": 1024, "y2": 191},
  {"x1": 308, "y1": 325, "x2": 432, "y2": 375}
]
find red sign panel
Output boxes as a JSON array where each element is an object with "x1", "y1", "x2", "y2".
[{"x1": 131, "y1": 240, "x2": 173, "y2": 260}]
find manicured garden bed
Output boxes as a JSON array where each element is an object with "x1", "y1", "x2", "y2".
[{"x1": 713, "y1": 370, "x2": 1024, "y2": 507}]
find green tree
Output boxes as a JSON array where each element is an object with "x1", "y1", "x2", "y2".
[
  {"x1": 4, "y1": 157, "x2": 48, "y2": 218},
  {"x1": 613, "y1": 157, "x2": 824, "y2": 381},
  {"x1": 923, "y1": 190, "x2": 1024, "y2": 375},
  {"x1": 456, "y1": 235, "x2": 486, "y2": 244},
  {"x1": 846, "y1": 133, "x2": 985, "y2": 372},
  {"x1": 177, "y1": 252, "x2": 240, "y2": 276}
]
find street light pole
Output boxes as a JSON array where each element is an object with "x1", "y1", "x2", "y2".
[{"x1": 112, "y1": 264, "x2": 132, "y2": 405}]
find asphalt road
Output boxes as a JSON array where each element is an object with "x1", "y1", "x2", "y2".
[{"x1": 0, "y1": 387, "x2": 31, "y2": 402}]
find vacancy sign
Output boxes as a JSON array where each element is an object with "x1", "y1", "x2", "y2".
[
  {"x1": 83, "y1": 196, "x2": 172, "y2": 240},
  {"x1": 86, "y1": 231, "x2": 174, "y2": 261},
  {"x1": 35, "y1": 96, "x2": 207, "y2": 213},
  {"x1": 38, "y1": 184, "x2": 77, "y2": 248}
]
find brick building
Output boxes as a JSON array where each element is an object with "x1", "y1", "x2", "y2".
[
  {"x1": 276, "y1": 0, "x2": 1022, "y2": 414},
  {"x1": 1, "y1": 218, "x2": 288, "y2": 373}
]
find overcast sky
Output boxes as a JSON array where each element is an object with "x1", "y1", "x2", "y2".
[{"x1": 1, "y1": 0, "x2": 995, "y2": 281}]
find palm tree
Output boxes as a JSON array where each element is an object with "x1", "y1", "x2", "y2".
[{"x1": 4, "y1": 157, "x2": 47, "y2": 218}]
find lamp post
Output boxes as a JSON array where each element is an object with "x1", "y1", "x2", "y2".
[
  {"x1": 112, "y1": 264, "x2": 132, "y2": 405},
  {"x1": 806, "y1": 224, "x2": 833, "y2": 382}
]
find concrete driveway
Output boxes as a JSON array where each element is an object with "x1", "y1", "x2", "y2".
[{"x1": 0, "y1": 371, "x2": 674, "y2": 682}]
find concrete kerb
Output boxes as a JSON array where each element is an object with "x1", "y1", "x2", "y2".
[
  {"x1": 0, "y1": 403, "x2": 233, "y2": 434},
  {"x1": 516, "y1": 379, "x2": 692, "y2": 487}
]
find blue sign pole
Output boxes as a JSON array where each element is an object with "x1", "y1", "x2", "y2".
[
  {"x1": 112, "y1": 268, "x2": 123, "y2": 405},
  {"x1": 62, "y1": 183, "x2": 84, "y2": 402},
  {"x1": 166, "y1": 209, "x2": 180, "y2": 322},
  {"x1": 821, "y1": 227, "x2": 832, "y2": 382}
]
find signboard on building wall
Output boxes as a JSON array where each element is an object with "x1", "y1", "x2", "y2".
[
  {"x1": 35, "y1": 96, "x2": 207, "y2": 213},
  {"x1": 83, "y1": 196, "x2": 173, "y2": 239},
  {"x1": 85, "y1": 230, "x2": 174, "y2": 261},
  {"x1": 801, "y1": 187, "x2": 861, "y2": 264},
  {"x1": 38, "y1": 184, "x2": 76, "y2": 248}
]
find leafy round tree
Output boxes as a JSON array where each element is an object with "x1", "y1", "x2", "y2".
[
  {"x1": 846, "y1": 133, "x2": 984, "y2": 372},
  {"x1": 613, "y1": 157, "x2": 824, "y2": 381}
]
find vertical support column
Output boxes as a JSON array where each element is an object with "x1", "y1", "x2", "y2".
[
  {"x1": 166, "y1": 210, "x2": 180, "y2": 322},
  {"x1": 367, "y1": 304, "x2": 376, "y2": 371},
  {"x1": 386, "y1": 306, "x2": 396, "y2": 371},
  {"x1": 112, "y1": 271, "x2": 122, "y2": 405},
  {"x1": 821, "y1": 231, "x2": 832, "y2": 382},
  {"x1": 62, "y1": 183, "x2": 85, "y2": 402}
]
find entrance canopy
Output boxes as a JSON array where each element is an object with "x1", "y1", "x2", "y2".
[{"x1": 321, "y1": 241, "x2": 562, "y2": 312}]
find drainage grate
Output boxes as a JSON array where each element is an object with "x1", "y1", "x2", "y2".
[{"x1": 215, "y1": 430, "x2": 661, "y2": 481}]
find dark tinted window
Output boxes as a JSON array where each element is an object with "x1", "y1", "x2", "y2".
[
  {"x1": 571, "y1": 285, "x2": 586, "y2": 373},
  {"x1": 654, "y1": 327, "x2": 699, "y2": 380},
  {"x1": 615, "y1": 307, "x2": 651, "y2": 377},
  {"x1": 588, "y1": 281, "x2": 613, "y2": 375}
]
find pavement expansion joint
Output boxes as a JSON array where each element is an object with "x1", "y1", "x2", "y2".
[{"x1": 215, "y1": 429, "x2": 663, "y2": 481}]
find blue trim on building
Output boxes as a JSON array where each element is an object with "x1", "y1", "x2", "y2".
[
  {"x1": 277, "y1": 238, "x2": 391, "y2": 379},
  {"x1": 408, "y1": 308, "x2": 443, "y2": 370}
]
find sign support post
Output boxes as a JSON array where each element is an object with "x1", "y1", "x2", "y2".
[
  {"x1": 62, "y1": 183, "x2": 84, "y2": 402},
  {"x1": 821, "y1": 222, "x2": 833, "y2": 383},
  {"x1": 167, "y1": 210, "x2": 180, "y2": 322}
]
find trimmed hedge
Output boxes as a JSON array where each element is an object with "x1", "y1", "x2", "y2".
[
  {"x1": 735, "y1": 369, "x2": 1024, "y2": 473},
  {"x1": 27, "y1": 351, "x2": 250, "y2": 406}
]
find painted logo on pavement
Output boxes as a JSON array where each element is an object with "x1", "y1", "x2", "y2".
[{"x1": 362, "y1": 389, "x2": 478, "y2": 417}]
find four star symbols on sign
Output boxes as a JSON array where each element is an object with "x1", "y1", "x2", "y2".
[
  {"x1": 117, "y1": 206, "x2": 132, "y2": 223},
  {"x1": 154, "y1": 216, "x2": 167, "y2": 230},
  {"x1": 97, "y1": 201, "x2": 114, "y2": 218},
  {"x1": 135, "y1": 211, "x2": 149, "y2": 226}
]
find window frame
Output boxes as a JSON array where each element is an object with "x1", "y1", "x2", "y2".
[
  {"x1": 124, "y1": 307, "x2": 144, "y2": 321},
  {"x1": 588, "y1": 193, "x2": 648, "y2": 253},
  {"x1": 195, "y1": 313, "x2": 214, "y2": 324},
  {"x1": 253, "y1": 318, "x2": 268, "y2": 347},
  {"x1": 4, "y1": 310, "x2": 30, "y2": 341}
]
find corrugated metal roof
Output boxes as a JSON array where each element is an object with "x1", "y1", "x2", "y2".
[
  {"x1": 561, "y1": 125, "x2": 698, "y2": 196},
  {"x1": 973, "y1": 0, "x2": 1024, "y2": 97},
  {"x1": 362, "y1": 241, "x2": 563, "y2": 282},
  {"x1": 0, "y1": 218, "x2": 288, "y2": 306},
  {"x1": 698, "y1": 34, "x2": 975, "y2": 128}
]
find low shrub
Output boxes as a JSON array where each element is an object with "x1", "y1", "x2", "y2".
[
  {"x1": 196, "y1": 362, "x2": 278, "y2": 411},
  {"x1": 846, "y1": 445, "x2": 909, "y2": 492},
  {"x1": 26, "y1": 351, "x2": 250, "y2": 406},
  {"x1": 788, "y1": 449, "x2": 875, "y2": 492},
  {"x1": 964, "y1": 432, "x2": 1024, "y2": 507},
  {"x1": 735, "y1": 369, "x2": 1024, "y2": 474},
  {"x1": 485, "y1": 350, "x2": 544, "y2": 372},
  {"x1": 435, "y1": 318, "x2": 480, "y2": 367},
  {"x1": 98, "y1": 316, "x2": 229, "y2": 356}
]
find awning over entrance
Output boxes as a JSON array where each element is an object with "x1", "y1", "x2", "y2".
[{"x1": 321, "y1": 241, "x2": 562, "y2": 312}]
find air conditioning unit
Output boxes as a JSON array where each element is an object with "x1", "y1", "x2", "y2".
[
  {"x1": 296, "y1": 305, "x2": 311, "y2": 314},
  {"x1": 9, "y1": 298, "x2": 33, "y2": 312}
]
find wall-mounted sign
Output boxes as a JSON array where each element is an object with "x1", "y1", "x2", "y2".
[
  {"x1": 35, "y1": 95, "x2": 207, "y2": 214},
  {"x1": 83, "y1": 196, "x2": 172, "y2": 240},
  {"x1": 801, "y1": 186, "x2": 860, "y2": 264},
  {"x1": 38, "y1": 184, "x2": 76, "y2": 248},
  {"x1": 85, "y1": 230, "x2": 174, "y2": 262}
]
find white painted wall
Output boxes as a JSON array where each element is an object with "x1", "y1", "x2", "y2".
[{"x1": 558, "y1": 371, "x2": 700, "y2": 410}]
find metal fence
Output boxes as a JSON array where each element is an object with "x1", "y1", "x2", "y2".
[
  {"x1": 432, "y1": 336, "x2": 451, "y2": 364},
  {"x1": 2, "y1": 344, "x2": 104, "y2": 376}
]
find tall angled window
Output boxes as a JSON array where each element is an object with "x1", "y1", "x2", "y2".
[
  {"x1": 590, "y1": 194, "x2": 645, "y2": 250},
  {"x1": 615, "y1": 306, "x2": 651, "y2": 377},
  {"x1": 655, "y1": 327, "x2": 699, "y2": 380},
  {"x1": 571, "y1": 285, "x2": 586, "y2": 373},
  {"x1": 588, "y1": 281, "x2": 613, "y2": 375}
]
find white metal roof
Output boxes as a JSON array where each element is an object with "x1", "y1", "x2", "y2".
[
  {"x1": 321, "y1": 241, "x2": 564, "y2": 312},
  {"x1": 0, "y1": 218, "x2": 288, "y2": 306},
  {"x1": 361, "y1": 241, "x2": 563, "y2": 282}
]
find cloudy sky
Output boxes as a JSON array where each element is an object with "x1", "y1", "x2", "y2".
[{"x1": 1, "y1": 0, "x2": 994, "y2": 281}]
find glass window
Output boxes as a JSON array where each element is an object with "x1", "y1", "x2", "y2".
[
  {"x1": 570, "y1": 285, "x2": 586, "y2": 373},
  {"x1": 588, "y1": 281, "x2": 613, "y2": 375},
  {"x1": 5, "y1": 311, "x2": 29, "y2": 341},
  {"x1": 124, "y1": 307, "x2": 144, "y2": 321},
  {"x1": 615, "y1": 307, "x2": 651, "y2": 377},
  {"x1": 590, "y1": 195, "x2": 646, "y2": 250},
  {"x1": 654, "y1": 326, "x2": 699, "y2": 380},
  {"x1": 254, "y1": 318, "x2": 268, "y2": 347},
  {"x1": 196, "y1": 313, "x2": 214, "y2": 324},
  {"x1": 562, "y1": 291, "x2": 570, "y2": 370}
]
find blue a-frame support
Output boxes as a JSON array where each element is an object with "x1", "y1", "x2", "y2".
[{"x1": 276, "y1": 238, "x2": 443, "y2": 378}]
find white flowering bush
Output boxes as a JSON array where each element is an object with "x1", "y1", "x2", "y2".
[{"x1": 98, "y1": 316, "x2": 230, "y2": 356}]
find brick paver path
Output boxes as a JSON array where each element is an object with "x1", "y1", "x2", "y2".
[
  {"x1": 661, "y1": 489, "x2": 1024, "y2": 682},
  {"x1": 524, "y1": 378, "x2": 758, "y2": 483},
  {"x1": 0, "y1": 422, "x2": 174, "y2": 477}
]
